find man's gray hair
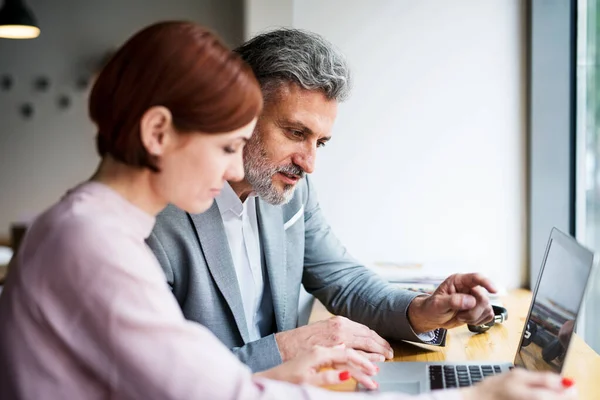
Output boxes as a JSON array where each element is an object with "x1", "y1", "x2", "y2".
[{"x1": 234, "y1": 28, "x2": 351, "y2": 102}]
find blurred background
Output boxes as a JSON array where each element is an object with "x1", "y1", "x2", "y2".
[{"x1": 0, "y1": 0, "x2": 598, "y2": 352}]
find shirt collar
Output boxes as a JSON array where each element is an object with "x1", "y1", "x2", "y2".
[{"x1": 215, "y1": 182, "x2": 257, "y2": 217}]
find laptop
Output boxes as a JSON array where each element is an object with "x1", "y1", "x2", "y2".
[{"x1": 359, "y1": 227, "x2": 596, "y2": 394}]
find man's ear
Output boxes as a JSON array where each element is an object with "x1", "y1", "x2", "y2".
[{"x1": 139, "y1": 106, "x2": 175, "y2": 156}]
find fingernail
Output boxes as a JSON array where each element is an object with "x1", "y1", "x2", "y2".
[
  {"x1": 339, "y1": 371, "x2": 350, "y2": 381},
  {"x1": 387, "y1": 351, "x2": 394, "y2": 359},
  {"x1": 562, "y1": 377, "x2": 575, "y2": 388},
  {"x1": 378, "y1": 355, "x2": 385, "y2": 362},
  {"x1": 462, "y1": 296, "x2": 475, "y2": 309}
]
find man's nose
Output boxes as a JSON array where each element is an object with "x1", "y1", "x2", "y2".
[{"x1": 292, "y1": 146, "x2": 316, "y2": 175}]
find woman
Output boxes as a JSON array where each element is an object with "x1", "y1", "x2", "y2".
[{"x1": 0, "y1": 21, "x2": 575, "y2": 400}]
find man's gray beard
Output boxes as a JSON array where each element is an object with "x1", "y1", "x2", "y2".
[{"x1": 243, "y1": 138, "x2": 303, "y2": 206}]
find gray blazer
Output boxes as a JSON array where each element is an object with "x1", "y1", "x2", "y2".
[{"x1": 147, "y1": 176, "x2": 438, "y2": 372}]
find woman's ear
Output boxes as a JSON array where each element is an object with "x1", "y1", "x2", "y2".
[{"x1": 139, "y1": 106, "x2": 175, "y2": 157}]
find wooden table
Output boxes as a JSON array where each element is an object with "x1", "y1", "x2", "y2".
[{"x1": 309, "y1": 289, "x2": 600, "y2": 398}]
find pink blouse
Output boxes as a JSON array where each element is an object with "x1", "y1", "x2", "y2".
[{"x1": 0, "y1": 182, "x2": 460, "y2": 400}]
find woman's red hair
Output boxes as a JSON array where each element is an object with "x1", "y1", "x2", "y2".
[{"x1": 89, "y1": 21, "x2": 263, "y2": 171}]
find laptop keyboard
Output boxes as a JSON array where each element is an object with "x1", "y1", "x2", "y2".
[{"x1": 429, "y1": 365, "x2": 507, "y2": 390}]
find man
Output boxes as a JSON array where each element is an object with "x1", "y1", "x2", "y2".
[{"x1": 147, "y1": 28, "x2": 495, "y2": 372}]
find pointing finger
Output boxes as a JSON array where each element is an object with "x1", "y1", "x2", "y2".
[{"x1": 453, "y1": 273, "x2": 497, "y2": 294}]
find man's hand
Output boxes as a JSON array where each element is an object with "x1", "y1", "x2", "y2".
[
  {"x1": 274, "y1": 316, "x2": 394, "y2": 362},
  {"x1": 407, "y1": 273, "x2": 497, "y2": 333}
]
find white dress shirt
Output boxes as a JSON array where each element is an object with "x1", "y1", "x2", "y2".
[
  {"x1": 215, "y1": 183, "x2": 274, "y2": 341},
  {"x1": 215, "y1": 184, "x2": 435, "y2": 345}
]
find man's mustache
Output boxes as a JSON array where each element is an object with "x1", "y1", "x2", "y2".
[{"x1": 276, "y1": 164, "x2": 305, "y2": 178}]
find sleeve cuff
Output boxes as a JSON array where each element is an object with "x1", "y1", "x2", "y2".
[
  {"x1": 232, "y1": 333, "x2": 283, "y2": 372},
  {"x1": 405, "y1": 295, "x2": 447, "y2": 346}
]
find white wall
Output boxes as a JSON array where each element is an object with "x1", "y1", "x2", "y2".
[
  {"x1": 0, "y1": 0, "x2": 243, "y2": 237},
  {"x1": 2, "y1": 1, "x2": 528, "y2": 291},
  {"x1": 291, "y1": 1, "x2": 527, "y2": 289},
  {"x1": 244, "y1": 0, "x2": 293, "y2": 40}
]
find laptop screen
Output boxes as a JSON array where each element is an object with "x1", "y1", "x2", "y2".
[{"x1": 514, "y1": 229, "x2": 594, "y2": 372}]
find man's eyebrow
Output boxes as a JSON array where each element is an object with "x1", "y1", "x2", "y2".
[{"x1": 279, "y1": 119, "x2": 331, "y2": 141}]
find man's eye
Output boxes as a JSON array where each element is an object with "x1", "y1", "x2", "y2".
[
  {"x1": 224, "y1": 146, "x2": 236, "y2": 154},
  {"x1": 289, "y1": 129, "x2": 303, "y2": 138},
  {"x1": 317, "y1": 141, "x2": 327, "y2": 148}
]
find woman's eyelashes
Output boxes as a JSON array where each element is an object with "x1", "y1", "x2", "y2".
[{"x1": 224, "y1": 142, "x2": 246, "y2": 154}]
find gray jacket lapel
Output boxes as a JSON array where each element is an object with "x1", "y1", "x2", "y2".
[
  {"x1": 188, "y1": 202, "x2": 250, "y2": 343},
  {"x1": 256, "y1": 200, "x2": 287, "y2": 331}
]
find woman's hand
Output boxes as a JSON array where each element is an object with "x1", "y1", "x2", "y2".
[
  {"x1": 254, "y1": 345, "x2": 378, "y2": 389},
  {"x1": 461, "y1": 369, "x2": 577, "y2": 400}
]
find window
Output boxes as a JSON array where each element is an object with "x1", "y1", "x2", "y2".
[
  {"x1": 577, "y1": 0, "x2": 600, "y2": 353},
  {"x1": 529, "y1": 0, "x2": 600, "y2": 353}
]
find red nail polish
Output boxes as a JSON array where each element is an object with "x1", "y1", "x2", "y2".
[
  {"x1": 339, "y1": 371, "x2": 350, "y2": 381},
  {"x1": 561, "y1": 377, "x2": 574, "y2": 388}
]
